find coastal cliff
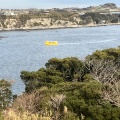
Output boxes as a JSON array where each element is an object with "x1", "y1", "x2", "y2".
[
  {"x1": 0, "y1": 17, "x2": 83, "y2": 30},
  {"x1": 0, "y1": 3, "x2": 120, "y2": 30},
  {"x1": 0, "y1": 16, "x2": 119, "y2": 31}
]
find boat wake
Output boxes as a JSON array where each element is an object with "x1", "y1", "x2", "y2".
[
  {"x1": 59, "y1": 39, "x2": 115, "y2": 45},
  {"x1": 59, "y1": 43, "x2": 81, "y2": 45}
]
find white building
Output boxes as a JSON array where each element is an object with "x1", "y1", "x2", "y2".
[{"x1": 3, "y1": 11, "x2": 18, "y2": 16}]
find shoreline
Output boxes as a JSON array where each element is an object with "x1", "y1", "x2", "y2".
[{"x1": 0, "y1": 23, "x2": 120, "y2": 32}]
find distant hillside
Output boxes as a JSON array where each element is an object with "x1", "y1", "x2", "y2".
[
  {"x1": 100, "y1": 3, "x2": 117, "y2": 9},
  {"x1": 0, "y1": 3, "x2": 120, "y2": 30},
  {"x1": 82, "y1": 3, "x2": 118, "y2": 12}
]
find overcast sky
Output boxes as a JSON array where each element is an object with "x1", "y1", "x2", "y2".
[{"x1": 0, "y1": 0, "x2": 120, "y2": 9}]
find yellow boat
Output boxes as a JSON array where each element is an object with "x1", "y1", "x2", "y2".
[{"x1": 45, "y1": 41, "x2": 58, "y2": 46}]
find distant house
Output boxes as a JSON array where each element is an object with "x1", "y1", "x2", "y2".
[
  {"x1": 109, "y1": 9, "x2": 120, "y2": 15},
  {"x1": 110, "y1": 12, "x2": 120, "y2": 15},
  {"x1": 43, "y1": 10, "x2": 50, "y2": 14},
  {"x1": 100, "y1": 12, "x2": 110, "y2": 15},
  {"x1": 109, "y1": 9, "x2": 120, "y2": 12},
  {"x1": 3, "y1": 11, "x2": 18, "y2": 16},
  {"x1": 79, "y1": 12, "x2": 85, "y2": 15}
]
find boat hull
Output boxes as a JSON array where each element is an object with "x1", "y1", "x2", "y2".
[{"x1": 45, "y1": 41, "x2": 58, "y2": 46}]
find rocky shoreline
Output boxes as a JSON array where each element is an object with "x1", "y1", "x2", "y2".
[{"x1": 0, "y1": 23, "x2": 120, "y2": 32}]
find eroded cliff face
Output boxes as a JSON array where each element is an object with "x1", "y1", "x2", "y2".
[
  {"x1": 4, "y1": 19, "x2": 20, "y2": 28},
  {"x1": 0, "y1": 18, "x2": 21, "y2": 29},
  {"x1": 0, "y1": 17, "x2": 83, "y2": 30}
]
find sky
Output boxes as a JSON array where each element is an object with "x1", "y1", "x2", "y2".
[{"x1": 0, "y1": 0, "x2": 120, "y2": 9}]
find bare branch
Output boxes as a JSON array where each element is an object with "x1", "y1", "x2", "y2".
[{"x1": 85, "y1": 59, "x2": 120, "y2": 107}]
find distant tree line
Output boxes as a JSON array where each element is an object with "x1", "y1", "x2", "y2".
[{"x1": 80, "y1": 12, "x2": 120, "y2": 24}]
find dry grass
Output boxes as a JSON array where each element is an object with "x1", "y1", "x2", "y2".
[{"x1": 3, "y1": 109, "x2": 52, "y2": 120}]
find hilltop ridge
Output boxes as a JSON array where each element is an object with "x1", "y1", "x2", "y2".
[{"x1": 100, "y1": 3, "x2": 117, "y2": 8}]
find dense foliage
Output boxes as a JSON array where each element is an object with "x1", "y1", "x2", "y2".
[
  {"x1": 21, "y1": 57, "x2": 86, "y2": 92},
  {"x1": 86, "y1": 47, "x2": 120, "y2": 60},
  {"x1": 0, "y1": 80, "x2": 12, "y2": 110},
  {"x1": 19, "y1": 47, "x2": 120, "y2": 119},
  {"x1": 80, "y1": 12, "x2": 120, "y2": 24}
]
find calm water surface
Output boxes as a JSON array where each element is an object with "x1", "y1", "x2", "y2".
[{"x1": 0, "y1": 25, "x2": 120, "y2": 94}]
